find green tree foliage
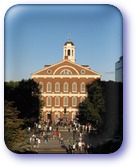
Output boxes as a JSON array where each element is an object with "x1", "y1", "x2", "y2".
[
  {"x1": 78, "y1": 80, "x2": 105, "y2": 126},
  {"x1": 87, "y1": 80, "x2": 105, "y2": 114},
  {"x1": 5, "y1": 79, "x2": 43, "y2": 127},
  {"x1": 101, "y1": 81, "x2": 123, "y2": 137},
  {"x1": 4, "y1": 101, "x2": 31, "y2": 153}
]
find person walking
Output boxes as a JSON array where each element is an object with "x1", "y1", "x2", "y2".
[
  {"x1": 72, "y1": 143, "x2": 76, "y2": 154},
  {"x1": 43, "y1": 134, "x2": 48, "y2": 144},
  {"x1": 37, "y1": 138, "x2": 41, "y2": 148},
  {"x1": 53, "y1": 130, "x2": 57, "y2": 139},
  {"x1": 86, "y1": 144, "x2": 93, "y2": 154},
  {"x1": 68, "y1": 145, "x2": 72, "y2": 154},
  {"x1": 78, "y1": 141, "x2": 82, "y2": 153},
  {"x1": 49, "y1": 126, "x2": 52, "y2": 132},
  {"x1": 60, "y1": 137, "x2": 64, "y2": 145},
  {"x1": 58, "y1": 132, "x2": 61, "y2": 143}
]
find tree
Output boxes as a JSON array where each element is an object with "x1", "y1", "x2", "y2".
[
  {"x1": 100, "y1": 81, "x2": 123, "y2": 138},
  {"x1": 4, "y1": 101, "x2": 31, "y2": 153},
  {"x1": 4, "y1": 79, "x2": 43, "y2": 127},
  {"x1": 78, "y1": 80, "x2": 105, "y2": 127},
  {"x1": 87, "y1": 80, "x2": 105, "y2": 115}
]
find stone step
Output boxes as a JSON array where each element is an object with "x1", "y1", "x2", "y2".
[
  {"x1": 38, "y1": 139, "x2": 68, "y2": 149},
  {"x1": 34, "y1": 149, "x2": 66, "y2": 154},
  {"x1": 32, "y1": 146, "x2": 67, "y2": 153}
]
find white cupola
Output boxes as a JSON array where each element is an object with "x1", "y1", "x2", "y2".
[{"x1": 63, "y1": 38, "x2": 76, "y2": 63}]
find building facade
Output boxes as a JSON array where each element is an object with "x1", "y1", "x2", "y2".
[
  {"x1": 115, "y1": 56, "x2": 123, "y2": 82},
  {"x1": 32, "y1": 40, "x2": 101, "y2": 122}
]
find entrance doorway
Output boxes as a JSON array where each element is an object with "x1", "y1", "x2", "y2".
[{"x1": 47, "y1": 114, "x2": 51, "y2": 119}]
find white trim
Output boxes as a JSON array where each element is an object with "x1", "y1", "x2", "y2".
[
  {"x1": 32, "y1": 74, "x2": 100, "y2": 79},
  {"x1": 32, "y1": 60, "x2": 65, "y2": 75},
  {"x1": 42, "y1": 93, "x2": 88, "y2": 97},
  {"x1": 55, "y1": 96, "x2": 60, "y2": 106},
  {"x1": 47, "y1": 82, "x2": 52, "y2": 92},
  {"x1": 60, "y1": 69, "x2": 72, "y2": 75},
  {"x1": 72, "y1": 97, "x2": 77, "y2": 107},
  {"x1": 43, "y1": 107, "x2": 78, "y2": 112},
  {"x1": 72, "y1": 82, "x2": 77, "y2": 93},
  {"x1": 39, "y1": 82, "x2": 43, "y2": 92},
  {"x1": 81, "y1": 69, "x2": 86, "y2": 74},
  {"x1": 81, "y1": 82, "x2": 85, "y2": 93},
  {"x1": 63, "y1": 82, "x2": 68, "y2": 92},
  {"x1": 47, "y1": 69, "x2": 52, "y2": 74},
  {"x1": 80, "y1": 96, "x2": 86, "y2": 103},
  {"x1": 65, "y1": 59, "x2": 101, "y2": 75},
  {"x1": 46, "y1": 97, "x2": 52, "y2": 106},
  {"x1": 53, "y1": 65, "x2": 79, "y2": 75},
  {"x1": 55, "y1": 82, "x2": 60, "y2": 92},
  {"x1": 31, "y1": 59, "x2": 101, "y2": 76},
  {"x1": 63, "y1": 96, "x2": 68, "y2": 106}
]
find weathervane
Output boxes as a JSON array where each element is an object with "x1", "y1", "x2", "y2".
[{"x1": 67, "y1": 33, "x2": 71, "y2": 41}]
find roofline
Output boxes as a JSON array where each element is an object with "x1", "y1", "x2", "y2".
[
  {"x1": 31, "y1": 59, "x2": 101, "y2": 76},
  {"x1": 32, "y1": 74, "x2": 101, "y2": 79}
]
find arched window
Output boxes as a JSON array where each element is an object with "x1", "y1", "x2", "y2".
[
  {"x1": 55, "y1": 97, "x2": 60, "y2": 106},
  {"x1": 63, "y1": 82, "x2": 68, "y2": 92},
  {"x1": 72, "y1": 97, "x2": 77, "y2": 106},
  {"x1": 68, "y1": 49, "x2": 70, "y2": 56},
  {"x1": 80, "y1": 96, "x2": 85, "y2": 103},
  {"x1": 72, "y1": 82, "x2": 77, "y2": 92},
  {"x1": 47, "y1": 82, "x2": 52, "y2": 92},
  {"x1": 63, "y1": 97, "x2": 68, "y2": 106},
  {"x1": 39, "y1": 82, "x2": 43, "y2": 92},
  {"x1": 55, "y1": 82, "x2": 60, "y2": 92},
  {"x1": 81, "y1": 82, "x2": 85, "y2": 92},
  {"x1": 47, "y1": 97, "x2": 51, "y2": 106},
  {"x1": 60, "y1": 69, "x2": 72, "y2": 75}
]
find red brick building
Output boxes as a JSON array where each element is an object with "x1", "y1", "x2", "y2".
[{"x1": 32, "y1": 40, "x2": 101, "y2": 122}]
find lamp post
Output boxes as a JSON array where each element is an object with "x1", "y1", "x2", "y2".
[
  {"x1": 50, "y1": 111, "x2": 52, "y2": 125},
  {"x1": 64, "y1": 107, "x2": 66, "y2": 114},
  {"x1": 63, "y1": 107, "x2": 67, "y2": 125}
]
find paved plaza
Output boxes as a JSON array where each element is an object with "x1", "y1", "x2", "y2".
[{"x1": 29, "y1": 126, "x2": 91, "y2": 154}]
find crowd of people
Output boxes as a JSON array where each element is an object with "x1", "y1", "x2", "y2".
[
  {"x1": 66, "y1": 142, "x2": 93, "y2": 154},
  {"x1": 27, "y1": 119, "x2": 96, "y2": 153}
]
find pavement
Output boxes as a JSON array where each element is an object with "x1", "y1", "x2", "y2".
[{"x1": 31, "y1": 126, "x2": 80, "y2": 154}]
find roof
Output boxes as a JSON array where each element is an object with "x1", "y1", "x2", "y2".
[
  {"x1": 64, "y1": 41, "x2": 74, "y2": 46},
  {"x1": 32, "y1": 59, "x2": 101, "y2": 77}
]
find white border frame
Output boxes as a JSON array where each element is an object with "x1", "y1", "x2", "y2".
[{"x1": 1, "y1": 1, "x2": 134, "y2": 167}]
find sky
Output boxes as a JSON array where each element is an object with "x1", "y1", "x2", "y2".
[{"x1": 4, "y1": 4, "x2": 123, "y2": 81}]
